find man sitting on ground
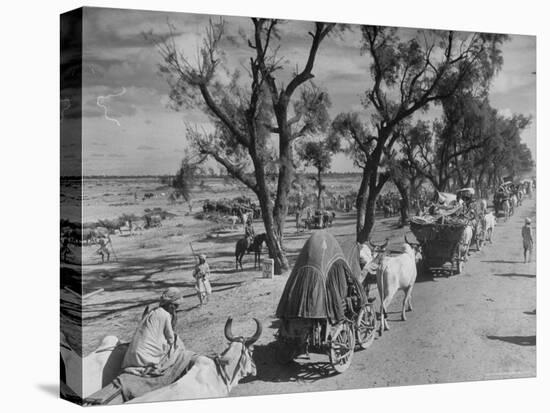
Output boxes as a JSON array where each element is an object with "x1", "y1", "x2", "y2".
[{"x1": 86, "y1": 288, "x2": 196, "y2": 405}]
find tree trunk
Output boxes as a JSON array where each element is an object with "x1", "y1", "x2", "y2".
[
  {"x1": 355, "y1": 168, "x2": 370, "y2": 238},
  {"x1": 271, "y1": 123, "x2": 293, "y2": 274},
  {"x1": 256, "y1": 188, "x2": 289, "y2": 275},
  {"x1": 357, "y1": 191, "x2": 379, "y2": 243}
]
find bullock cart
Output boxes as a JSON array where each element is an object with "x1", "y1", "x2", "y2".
[
  {"x1": 275, "y1": 232, "x2": 377, "y2": 373},
  {"x1": 493, "y1": 191, "x2": 509, "y2": 218},
  {"x1": 410, "y1": 215, "x2": 469, "y2": 276}
]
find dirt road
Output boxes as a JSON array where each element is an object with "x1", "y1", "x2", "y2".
[{"x1": 231, "y1": 197, "x2": 536, "y2": 397}]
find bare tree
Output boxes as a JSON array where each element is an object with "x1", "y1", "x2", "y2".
[{"x1": 152, "y1": 19, "x2": 335, "y2": 273}]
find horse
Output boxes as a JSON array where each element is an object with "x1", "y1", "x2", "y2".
[{"x1": 235, "y1": 233, "x2": 267, "y2": 270}]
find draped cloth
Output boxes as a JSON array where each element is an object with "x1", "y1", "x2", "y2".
[
  {"x1": 276, "y1": 231, "x2": 367, "y2": 324},
  {"x1": 114, "y1": 346, "x2": 197, "y2": 402}
]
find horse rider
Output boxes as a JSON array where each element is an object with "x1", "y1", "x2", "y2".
[
  {"x1": 192, "y1": 254, "x2": 212, "y2": 306},
  {"x1": 245, "y1": 217, "x2": 255, "y2": 248}
]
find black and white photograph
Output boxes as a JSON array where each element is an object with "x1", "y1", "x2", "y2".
[
  {"x1": 6, "y1": 3, "x2": 546, "y2": 413},
  {"x1": 58, "y1": 4, "x2": 538, "y2": 406}
]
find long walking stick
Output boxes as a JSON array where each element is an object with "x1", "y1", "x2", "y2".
[{"x1": 189, "y1": 241, "x2": 198, "y2": 263}]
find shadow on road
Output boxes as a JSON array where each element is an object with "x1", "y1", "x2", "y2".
[
  {"x1": 486, "y1": 335, "x2": 536, "y2": 346},
  {"x1": 493, "y1": 273, "x2": 535, "y2": 279},
  {"x1": 251, "y1": 342, "x2": 338, "y2": 383},
  {"x1": 481, "y1": 260, "x2": 524, "y2": 264}
]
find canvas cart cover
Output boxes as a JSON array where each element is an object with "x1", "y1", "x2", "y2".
[{"x1": 276, "y1": 231, "x2": 367, "y2": 324}]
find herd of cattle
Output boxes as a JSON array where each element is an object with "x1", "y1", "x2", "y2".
[
  {"x1": 60, "y1": 208, "x2": 173, "y2": 248},
  {"x1": 202, "y1": 196, "x2": 262, "y2": 220}
]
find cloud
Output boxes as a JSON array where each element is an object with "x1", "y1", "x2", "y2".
[{"x1": 137, "y1": 145, "x2": 158, "y2": 151}]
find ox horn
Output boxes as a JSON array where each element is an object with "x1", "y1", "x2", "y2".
[
  {"x1": 404, "y1": 234, "x2": 411, "y2": 245},
  {"x1": 245, "y1": 318, "x2": 263, "y2": 347},
  {"x1": 367, "y1": 238, "x2": 377, "y2": 250},
  {"x1": 224, "y1": 317, "x2": 237, "y2": 342}
]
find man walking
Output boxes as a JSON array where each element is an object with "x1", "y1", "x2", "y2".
[
  {"x1": 97, "y1": 238, "x2": 110, "y2": 263},
  {"x1": 522, "y1": 217, "x2": 534, "y2": 263}
]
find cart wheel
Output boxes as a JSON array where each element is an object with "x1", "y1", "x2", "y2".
[
  {"x1": 275, "y1": 341, "x2": 297, "y2": 365},
  {"x1": 356, "y1": 306, "x2": 377, "y2": 349},
  {"x1": 329, "y1": 323, "x2": 355, "y2": 373}
]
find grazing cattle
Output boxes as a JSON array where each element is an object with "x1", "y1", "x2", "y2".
[
  {"x1": 61, "y1": 333, "x2": 127, "y2": 399},
  {"x1": 128, "y1": 318, "x2": 261, "y2": 403},
  {"x1": 376, "y1": 236, "x2": 421, "y2": 334},
  {"x1": 142, "y1": 192, "x2": 154, "y2": 200},
  {"x1": 144, "y1": 214, "x2": 162, "y2": 228},
  {"x1": 481, "y1": 212, "x2": 496, "y2": 244},
  {"x1": 80, "y1": 228, "x2": 97, "y2": 245}
]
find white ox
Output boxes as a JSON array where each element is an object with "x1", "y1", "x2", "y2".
[
  {"x1": 458, "y1": 224, "x2": 473, "y2": 263},
  {"x1": 359, "y1": 239, "x2": 388, "y2": 273},
  {"x1": 60, "y1": 333, "x2": 126, "y2": 399},
  {"x1": 481, "y1": 212, "x2": 496, "y2": 245},
  {"x1": 129, "y1": 318, "x2": 261, "y2": 403},
  {"x1": 510, "y1": 194, "x2": 518, "y2": 213},
  {"x1": 479, "y1": 199, "x2": 488, "y2": 215},
  {"x1": 376, "y1": 239, "x2": 421, "y2": 333}
]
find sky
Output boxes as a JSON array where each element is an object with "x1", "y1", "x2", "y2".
[{"x1": 62, "y1": 7, "x2": 537, "y2": 176}]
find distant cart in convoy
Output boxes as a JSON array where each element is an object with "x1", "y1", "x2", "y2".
[{"x1": 410, "y1": 210, "x2": 470, "y2": 277}]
